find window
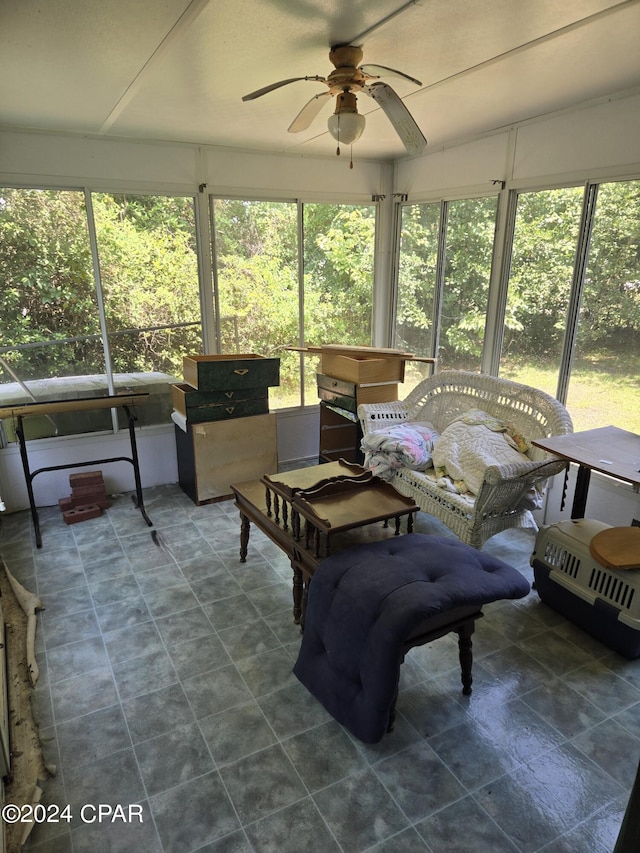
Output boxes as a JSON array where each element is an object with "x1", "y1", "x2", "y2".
[
  {"x1": 499, "y1": 187, "x2": 584, "y2": 397},
  {"x1": 0, "y1": 188, "x2": 105, "y2": 384},
  {"x1": 212, "y1": 199, "x2": 376, "y2": 408},
  {"x1": 566, "y1": 180, "x2": 640, "y2": 433},
  {"x1": 499, "y1": 181, "x2": 640, "y2": 433},
  {"x1": 395, "y1": 196, "x2": 498, "y2": 391},
  {"x1": 92, "y1": 193, "x2": 202, "y2": 376},
  {"x1": 302, "y1": 203, "x2": 375, "y2": 402},
  {"x1": 0, "y1": 188, "x2": 201, "y2": 439}
]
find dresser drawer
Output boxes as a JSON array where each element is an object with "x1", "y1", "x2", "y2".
[
  {"x1": 172, "y1": 383, "x2": 268, "y2": 422},
  {"x1": 182, "y1": 354, "x2": 280, "y2": 392},
  {"x1": 317, "y1": 374, "x2": 398, "y2": 411}
]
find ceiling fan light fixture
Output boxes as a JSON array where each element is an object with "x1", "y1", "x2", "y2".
[{"x1": 327, "y1": 92, "x2": 365, "y2": 146}]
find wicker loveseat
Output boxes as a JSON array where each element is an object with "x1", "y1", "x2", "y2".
[{"x1": 357, "y1": 370, "x2": 573, "y2": 549}]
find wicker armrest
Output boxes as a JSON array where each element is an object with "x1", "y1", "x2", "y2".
[
  {"x1": 357, "y1": 402, "x2": 411, "y2": 435},
  {"x1": 483, "y1": 457, "x2": 567, "y2": 486}
]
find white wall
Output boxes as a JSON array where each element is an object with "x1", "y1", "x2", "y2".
[
  {"x1": 0, "y1": 129, "x2": 384, "y2": 199},
  {"x1": 396, "y1": 89, "x2": 640, "y2": 197},
  {"x1": 0, "y1": 424, "x2": 178, "y2": 513}
]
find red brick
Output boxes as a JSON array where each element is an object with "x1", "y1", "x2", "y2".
[
  {"x1": 69, "y1": 471, "x2": 104, "y2": 488},
  {"x1": 63, "y1": 505, "x2": 102, "y2": 524},
  {"x1": 58, "y1": 496, "x2": 74, "y2": 512},
  {"x1": 71, "y1": 483, "x2": 107, "y2": 498},
  {"x1": 71, "y1": 490, "x2": 107, "y2": 506}
]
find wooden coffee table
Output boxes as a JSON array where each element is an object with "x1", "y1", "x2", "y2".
[{"x1": 231, "y1": 461, "x2": 418, "y2": 624}]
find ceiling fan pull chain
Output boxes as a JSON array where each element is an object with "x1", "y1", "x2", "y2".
[{"x1": 350, "y1": 144, "x2": 354, "y2": 169}]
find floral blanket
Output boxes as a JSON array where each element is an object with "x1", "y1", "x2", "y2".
[{"x1": 360, "y1": 421, "x2": 440, "y2": 481}]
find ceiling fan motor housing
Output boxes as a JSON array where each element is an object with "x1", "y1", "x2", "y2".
[{"x1": 327, "y1": 45, "x2": 366, "y2": 93}]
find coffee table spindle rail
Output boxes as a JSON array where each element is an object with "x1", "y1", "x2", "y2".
[{"x1": 232, "y1": 461, "x2": 418, "y2": 625}]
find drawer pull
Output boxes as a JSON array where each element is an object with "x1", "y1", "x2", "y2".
[
  {"x1": 234, "y1": 368, "x2": 249, "y2": 376},
  {"x1": 224, "y1": 391, "x2": 234, "y2": 399},
  {"x1": 225, "y1": 406, "x2": 236, "y2": 414}
]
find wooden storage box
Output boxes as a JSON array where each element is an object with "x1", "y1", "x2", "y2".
[
  {"x1": 319, "y1": 345, "x2": 412, "y2": 385},
  {"x1": 175, "y1": 413, "x2": 278, "y2": 503},
  {"x1": 320, "y1": 352, "x2": 405, "y2": 384},
  {"x1": 182, "y1": 354, "x2": 280, "y2": 392},
  {"x1": 172, "y1": 383, "x2": 269, "y2": 423}
]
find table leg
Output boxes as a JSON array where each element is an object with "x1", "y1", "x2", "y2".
[
  {"x1": 16, "y1": 417, "x2": 42, "y2": 548},
  {"x1": 457, "y1": 619, "x2": 476, "y2": 696},
  {"x1": 292, "y1": 565, "x2": 303, "y2": 624},
  {"x1": 572, "y1": 464, "x2": 591, "y2": 519},
  {"x1": 301, "y1": 579, "x2": 309, "y2": 632},
  {"x1": 407, "y1": 512, "x2": 414, "y2": 533},
  {"x1": 124, "y1": 405, "x2": 152, "y2": 528},
  {"x1": 239, "y1": 512, "x2": 251, "y2": 563}
]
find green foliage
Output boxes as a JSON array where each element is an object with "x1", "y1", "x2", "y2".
[
  {"x1": 0, "y1": 189, "x2": 201, "y2": 380},
  {"x1": 213, "y1": 200, "x2": 375, "y2": 398},
  {"x1": 397, "y1": 197, "x2": 497, "y2": 367},
  {"x1": 2, "y1": 180, "x2": 638, "y2": 421}
]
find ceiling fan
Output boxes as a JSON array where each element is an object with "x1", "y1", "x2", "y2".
[{"x1": 242, "y1": 45, "x2": 427, "y2": 160}]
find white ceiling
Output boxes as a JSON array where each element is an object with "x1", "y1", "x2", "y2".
[{"x1": 1, "y1": 0, "x2": 640, "y2": 161}]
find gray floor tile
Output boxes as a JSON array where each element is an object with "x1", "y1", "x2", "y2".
[
  {"x1": 56, "y1": 703, "x2": 131, "y2": 770},
  {"x1": 134, "y1": 720, "x2": 215, "y2": 796},
  {"x1": 182, "y1": 663, "x2": 253, "y2": 718},
  {"x1": 219, "y1": 744, "x2": 307, "y2": 825},
  {"x1": 474, "y1": 742, "x2": 625, "y2": 852},
  {"x1": 123, "y1": 682, "x2": 195, "y2": 743},
  {"x1": 244, "y1": 799, "x2": 340, "y2": 853},
  {"x1": 373, "y1": 740, "x2": 466, "y2": 822},
  {"x1": 415, "y1": 794, "x2": 518, "y2": 852},
  {"x1": 149, "y1": 771, "x2": 239, "y2": 852},
  {"x1": 199, "y1": 701, "x2": 277, "y2": 766},
  {"x1": 312, "y1": 768, "x2": 409, "y2": 851}
]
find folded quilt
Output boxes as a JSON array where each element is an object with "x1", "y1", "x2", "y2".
[
  {"x1": 360, "y1": 421, "x2": 439, "y2": 481},
  {"x1": 293, "y1": 534, "x2": 531, "y2": 743},
  {"x1": 432, "y1": 409, "x2": 540, "y2": 503}
]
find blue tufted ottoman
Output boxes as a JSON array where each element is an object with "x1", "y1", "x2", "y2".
[{"x1": 293, "y1": 533, "x2": 531, "y2": 743}]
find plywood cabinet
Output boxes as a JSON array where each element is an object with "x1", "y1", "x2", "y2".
[{"x1": 175, "y1": 413, "x2": 277, "y2": 504}]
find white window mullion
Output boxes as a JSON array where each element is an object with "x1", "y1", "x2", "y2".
[
  {"x1": 84, "y1": 189, "x2": 118, "y2": 432},
  {"x1": 557, "y1": 182, "x2": 599, "y2": 403}
]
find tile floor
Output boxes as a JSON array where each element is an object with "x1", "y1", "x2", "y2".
[{"x1": 0, "y1": 481, "x2": 637, "y2": 852}]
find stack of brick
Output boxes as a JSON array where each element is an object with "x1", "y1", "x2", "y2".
[{"x1": 59, "y1": 471, "x2": 110, "y2": 524}]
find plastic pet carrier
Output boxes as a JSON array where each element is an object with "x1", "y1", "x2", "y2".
[{"x1": 531, "y1": 519, "x2": 640, "y2": 658}]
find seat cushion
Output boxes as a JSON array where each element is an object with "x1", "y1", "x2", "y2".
[{"x1": 293, "y1": 533, "x2": 531, "y2": 743}]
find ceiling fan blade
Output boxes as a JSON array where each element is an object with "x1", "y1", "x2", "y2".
[
  {"x1": 360, "y1": 64, "x2": 422, "y2": 87},
  {"x1": 288, "y1": 91, "x2": 333, "y2": 133},
  {"x1": 364, "y1": 82, "x2": 427, "y2": 155},
  {"x1": 242, "y1": 76, "x2": 325, "y2": 102}
]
